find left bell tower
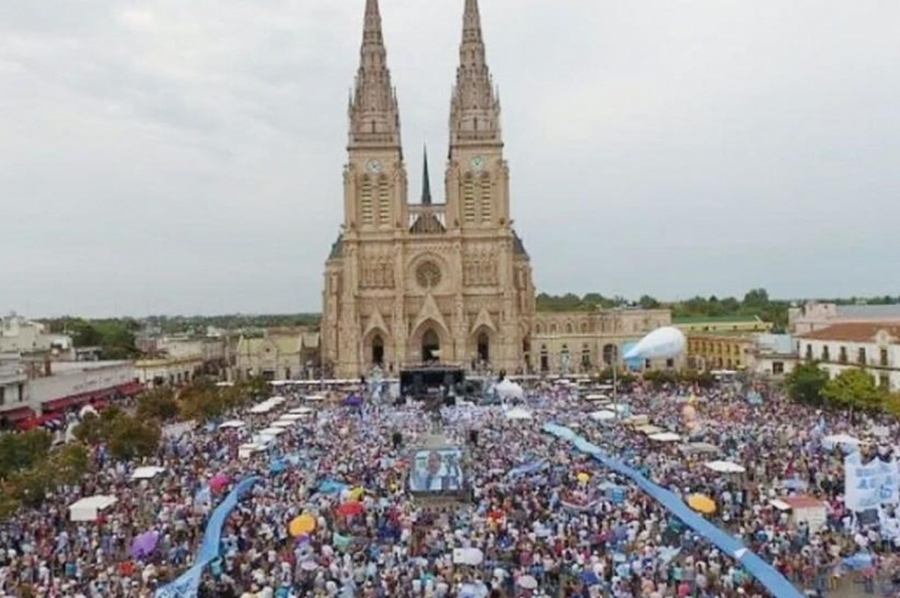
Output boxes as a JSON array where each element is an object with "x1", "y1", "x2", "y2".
[{"x1": 344, "y1": 0, "x2": 407, "y2": 233}]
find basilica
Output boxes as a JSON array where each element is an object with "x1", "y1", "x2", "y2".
[{"x1": 321, "y1": 0, "x2": 536, "y2": 377}]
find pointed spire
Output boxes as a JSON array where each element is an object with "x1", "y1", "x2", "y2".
[
  {"x1": 349, "y1": 0, "x2": 401, "y2": 149},
  {"x1": 449, "y1": 0, "x2": 501, "y2": 146},
  {"x1": 421, "y1": 145, "x2": 432, "y2": 205}
]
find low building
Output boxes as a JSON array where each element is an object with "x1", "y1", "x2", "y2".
[
  {"x1": 531, "y1": 308, "x2": 674, "y2": 374},
  {"x1": 686, "y1": 334, "x2": 756, "y2": 371},
  {"x1": 750, "y1": 333, "x2": 797, "y2": 377},
  {"x1": 796, "y1": 322, "x2": 900, "y2": 391},
  {"x1": 789, "y1": 302, "x2": 900, "y2": 334},
  {"x1": 133, "y1": 356, "x2": 204, "y2": 388},
  {"x1": 0, "y1": 353, "x2": 29, "y2": 425},
  {"x1": 674, "y1": 315, "x2": 773, "y2": 336},
  {"x1": 30, "y1": 360, "x2": 140, "y2": 414},
  {"x1": 0, "y1": 312, "x2": 74, "y2": 359},
  {"x1": 235, "y1": 328, "x2": 319, "y2": 380}
]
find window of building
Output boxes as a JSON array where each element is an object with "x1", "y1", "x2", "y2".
[
  {"x1": 17, "y1": 383, "x2": 24, "y2": 402},
  {"x1": 0, "y1": 387, "x2": 4, "y2": 406},
  {"x1": 838, "y1": 347, "x2": 847, "y2": 363},
  {"x1": 360, "y1": 175, "x2": 374, "y2": 225},
  {"x1": 581, "y1": 344, "x2": 591, "y2": 369},
  {"x1": 881, "y1": 348, "x2": 889, "y2": 367},
  {"x1": 821, "y1": 346, "x2": 830, "y2": 361},
  {"x1": 377, "y1": 174, "x2": 390, "y2": 225},
  {"x1": 479, "y1": 173, "x2": 492, "y2": 224},
  {"x1": 463, "y1": 174, "x2": 475, "y2": 223},
  {"x1": 858, "y1": 347, "x2": 867, "y2": 365},
  {"x1": 665, "y1": 358, "x2": 674, "y2": 368},
  {"x1": 566, "y1": 323, "x2": 573, "y2": 334},
  {"x1": 540, "y1": 345, "x2": 549, "y2": 372},
  {"x1": 805, "y1": 344, "x2": 812, "y2": 360},
  {"x1": 772, "y1": 361, "x2": 784, "y2": 375},
  {"x1": 644, "y1": 359, "x2": 652, "y2": 370},
  {"x1": 879, "y1": 374, "x2": 890, "y2": 390}
]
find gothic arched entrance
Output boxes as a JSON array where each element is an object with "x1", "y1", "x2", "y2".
[
  {"x1": 371, "y1": 334, "x2": 385, "y2": 365},
  {"x1": 422, "y1": 329, "x2": 440, "y2": 362},
  {"x1": 476, "y1": 331, "x2": 490, "y2": 363}
]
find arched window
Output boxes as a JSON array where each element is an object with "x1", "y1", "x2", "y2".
[
  {"x1": 540, "y1": 344, "x2": 549, "y2": 372},
  {"x1": 534, "y1": 323, "x2": 543, "y2": 335},
  {"x1": 360, "y1": 175, "x2": 374, "y2": 225},
  {"x1": 550, "y1": 323, "x2": 558, "y2": 335},
  {"x1": 581, "y1": 343, "x2": 591, "y2": 370},
  {"x1": 463, "y1": 174, "x2": 475, "y2": 223},
  {"x1": 479, "y1": 172, "x2": 492, "y2": 224},
  {"x1": 477, "y1": 332, "x2": 490, "y2": 363},
  {"x1": 580, "y1": 322, "x2": 588, "y2": 333},
  {"x1": 377, "y1": 174, "x2": 390, "y2": 226},
  {"x1": 566, "y1": 322, "x2": 574, "y2": 334},
  {"x1": 371, "y1": 335, "x2": 384, "y2": 365}
]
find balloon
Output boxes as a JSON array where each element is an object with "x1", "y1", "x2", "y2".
[
  {"x1": 623, "y1": 327, "x2": 686, "y2": 361},
  {"x1": 576, "y1": 472, "x2": 590, "y2": 483},
  {"x1": 288, "y1": 513, "x2": 316, "y2": 537}
]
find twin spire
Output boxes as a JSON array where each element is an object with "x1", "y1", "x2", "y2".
[{"x1": 349, "y1": 0, "x2": 501, "y2": 152}]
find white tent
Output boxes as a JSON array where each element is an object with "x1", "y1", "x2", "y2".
[
  {"x1": 589, "y1": 410, "x2": 616, "y2": 421},
  {"x1": 259, "y1": 427, "x2": 287, "y2": 436},
  {"x1": 269, "y1": 396, "x2": 287, "y2": 405},
  {"x1": 276, "y1": 413, "x2": 305, "y2": 422},
  {"x1": 238, "y1": 443, "x2": 265, "y2": 459},
  {"x1": 648, "y1": 432, "x2": 681, "y2": 443},
  {"x1": 289, "y1": 406, "x2": 315, "y2": 415},
  {"x1": 69, "y1": 495, "x2": 118, "y2": 522},
  {"x1": 584, "y1": 393, "x2": 610, "y2": 402},
  {"x1": 130, "y1": 466, "x2": 166, "y2": 480},
  {"x1": 250, "y1": 403, "x2": 275, "y2": 414},
  {"x1": 305, "y1": 394, "x2": 327, "y2": 401},
  {"x1": 705, "y1": 460, "x2": 746, "y2": 474},
  {"x1": 495, "y1": 379, "x2": 524, "y2": 400},
  {"x1": 219, "y1": 420, "x2": 246, "y2": 429},
  {"x1": 215, "y1": 381, "x2": 234, "y2": 387},
  {"x1": 505, "y1": 407, "x2": 533, "y2": 420},
  {"x1": 270, "y1": 420, "x2": 296, "y2": 429}
]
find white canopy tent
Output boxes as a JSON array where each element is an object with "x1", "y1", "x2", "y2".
[
  {"x1": 250, "y1": 403, "x2": 276, "y2": 414},
  {"x1": 648, "y1": 432, "x2": 681, "y2": 443},
  {"x1": 130, "y1": 466, "x2": 166, "y2": 480},
  {"x1": 219, "y1": 420, "x2": 246, "y2": 429},
  {"x1": 589, "y1": 410, "x2": 616, "y2": 422},
  {"x1": 306, "y1": 394, "x2": 327, "y2": 402},
  {"x1": 495, "y1": 379, "x2": 525, "y2": 400},
  {"x1": 259, "y1": 427, "x2": 287, "y2": 436},
  {"x1": 275, "y1": 413, "x2": 305, "y2": 422},
  {"x1": 505, "y1": 407, "x2": 533, "y2": 420},
  {"x1": 270, "y1": 420, "x2": 296, "y2": 429},
  {"x1": 705, "y1": 460, "x2": 746, "y2": 474},
  {"x1": 289, "y1": 406, "x2": 315, "y2": 415},
  {"x1": 584, "y1": 393, "x2": 610, "y2": 402},
  {"x1": 69, "y1": 495, "x2": 118, "y2": 522}
]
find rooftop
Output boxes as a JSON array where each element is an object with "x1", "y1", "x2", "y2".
[
  {"x1": 673, "y1": 315, "x2": 762, "y2": 325},
  {"x1": 50, "y1": 360, "x2": 132, "y2": 373},
  {"x1": 835, "y1": 304, "x2": 900, "y2": 320},
  {"x1": 797, "y1": 322, "x2": 900, "y2": 343}
]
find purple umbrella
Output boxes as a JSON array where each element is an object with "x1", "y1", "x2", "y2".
[{"x1": 130, "y1": 530, "x2": 159, "y2": 559}]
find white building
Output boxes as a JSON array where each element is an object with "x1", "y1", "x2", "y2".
[
  {"x1": 30, "y1": 360, "x2": 140, "y2": 413},
  {"x1": 751, "y1": 334, "x2": 797, "y2": 377},
  {"x1": 789, "y1": 302, "x2": 900, "y2": 335},
  {"x1": 796, "y1": 322, "x2": 900, "y2": 391},
  {"x1": 133, "y1": 356, "x2": 203, "y2": 388},
  {"x1": 0, "y1": 312, "x2": 73, "y2": 358},
  {"x1": 0, "y1": 353, "x2": 29, "y2": 424}
]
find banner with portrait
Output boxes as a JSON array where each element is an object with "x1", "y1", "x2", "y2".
[{"x1": 844, "y1": 452, "x2": 899, "y2": 512}]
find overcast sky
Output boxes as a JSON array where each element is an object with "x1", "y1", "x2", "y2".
[{"x1": 1, "y1": 0, "x2": 898, "y2": 317}]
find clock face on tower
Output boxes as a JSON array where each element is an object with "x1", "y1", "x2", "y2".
[
  {"x1": 469, "y1": 156, "x2": 485, "y2": 172},
  {"x1": 366, "y1": 159, "x2": 383, "y2": 174}
]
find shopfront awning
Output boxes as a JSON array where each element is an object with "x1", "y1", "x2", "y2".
[{"x1": 0, "y1": 406, "x2": 36, "y2": 423}]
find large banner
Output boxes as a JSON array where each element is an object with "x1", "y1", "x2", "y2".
[{"x1": 844, "y1": 452, "x2": 899, "y2": 512}]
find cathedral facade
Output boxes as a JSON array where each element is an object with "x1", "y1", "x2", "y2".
[{"x1": 321, "y1": 0, "x2": 535, "y2": 378}]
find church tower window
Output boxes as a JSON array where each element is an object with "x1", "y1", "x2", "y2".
[
  {"x1": 360, "y1": 175, "x2": 374, "y2": 225},
  {"x1": 463, "y1": 173, "x2": 476, "y2": 223},
  {"x1": 479, "y1": 172, "x2": 491, "y2": 224},
  {"x1": 377, "y1": 174, "x2": 390, "y2": 226}
]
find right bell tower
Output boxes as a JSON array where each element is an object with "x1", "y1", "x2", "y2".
[{"x1": 445, "y1": 0, "x2": 509, "y2": 231}]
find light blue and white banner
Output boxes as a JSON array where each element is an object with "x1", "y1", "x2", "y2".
[{"x1": 844, "y1": 452, "x2": 899, "y2": 512}]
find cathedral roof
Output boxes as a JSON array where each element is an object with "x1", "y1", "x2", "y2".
[
  {"x1": 512, "y1": 230, "x2": 529, "y2": 259},
  {"x1": 409, "y1": 212, "x2": 446, "y2": 235},
  {"x1": 328, "y1": 234, "x2": 343, "y2": 259}
]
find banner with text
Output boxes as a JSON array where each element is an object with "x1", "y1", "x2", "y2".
[{"x1": 844, "y1": 452, "x2": 899, "y2": 512}]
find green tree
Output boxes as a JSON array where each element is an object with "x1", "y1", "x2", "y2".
[
  {"x1": 48, "y1": 443, "x2": 91, "y2": 485},
  {"x1": 0, "y1": 429, "x2": 53, "y2": 480},
  {"x1": 136, "y1": 388, "x2": 180, "y2": 422},
  {"x1": 822, "y1": 368, "x2": 885, "y2": 412},
  {"x1": 105, "y1": 416, "x2": 161, "y2": 461},
  {"x1": 638, "y1": 295, "x2": 661, "y2": 309},
  {"x1": 784, "y1": 361, "x2": 829, "y2": 405}
]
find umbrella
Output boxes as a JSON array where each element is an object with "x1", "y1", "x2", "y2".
[
  {"x1": 209, "y1": 473, "x2": 230, "y2": 492},
  {"x1": 130, "y1": 530, "x2": 159, "y2": 559},
  {"x1": 335, "y1": 501, "x2": 364, "y2": 517},
  {"x1": 687, "y1": 494, "x2": 716, "y2": 515},
  {"x1": 288, "y1": 513, "x2": 316, "y2": 537},
  {"x1": 517, "y1": 575, "x2": 538, "y2": 590},
  {"x1": 580, "y1": 571, "x2": 601, "y2": 586},
  {"x1": 576, "y1": 472, "x2": 590, "y2": 484}
]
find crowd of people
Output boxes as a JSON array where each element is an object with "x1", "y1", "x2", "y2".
[{"x1": 0, "y1": 373, "x2": 897, "y2": 598}]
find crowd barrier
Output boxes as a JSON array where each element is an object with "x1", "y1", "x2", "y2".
[
  {"x1": 542, "y1": 423, "x2": 804, "y2": 598},
  {"x1": 155, "y1": 476, "x2": 263, "y2": 598}
]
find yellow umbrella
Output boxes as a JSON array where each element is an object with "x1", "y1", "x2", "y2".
[
  {"x1": 288, "y1": 513, "x2": 316, "y2": 537},
  {"x1": 576, "y1": 472, "x2": 590, "y2": 484},
  {"x1": 348, "y1": 486, "x2": 365, "y2": 501},
  {"x1": 687, "y1": 494, "x2": 716, "y2": 515}
]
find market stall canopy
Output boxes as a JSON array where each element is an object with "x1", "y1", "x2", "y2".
[
  {"x1": 505, "y1": 407, "x2": 533, "y2": 420},
  {"x1": 704, "y1": 460, "x2": 746, "y2": 474},
  {"x1": 648, "y1": 432, "x2": 681, "y2": 443},
  {"x1": 589, "y1": 410, "x2": 616, "y2": 421},
  {"x1": 69, "y1": 495, "x2": 118, "y2": 522},
  {"x1": 130, "y1": 466, "x2": 166, "y2": 480},
  {"x1": 289, "y1": 406, "x2": 315, "y2": 415},
  {"x1": 495, "y1": 379, "x2": 524, "y2": 400},
  {"x1": 219, "y1": 420, "x2": 246, "y2": 429}
]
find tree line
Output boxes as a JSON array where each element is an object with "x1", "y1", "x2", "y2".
[
  {"x1": 0, "y1": 376, "x2": 270, "y2": 519},
  {"x1": 784, "y1": 361, "x2": 900, "y2": 416}
]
